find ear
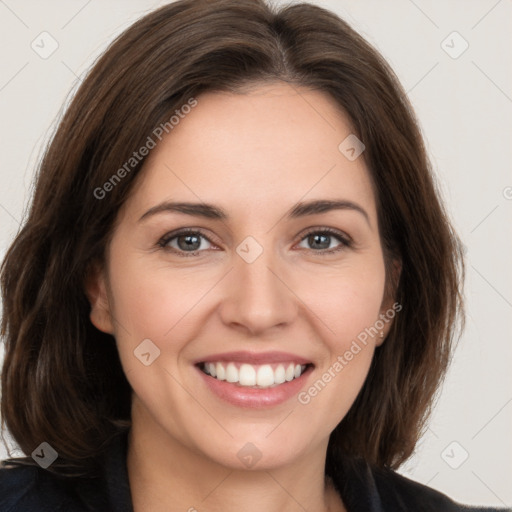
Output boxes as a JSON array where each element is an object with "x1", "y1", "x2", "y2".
[
  {"x1": 377, "y1": 257, "x2": 402, "y2": 346},
  {"x1": 84, "y1": 261, "x2": 115, "y2": 334}
]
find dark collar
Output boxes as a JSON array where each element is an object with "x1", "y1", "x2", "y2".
[
  {"x1": 97, "y1": 429, "x2": 385, "y2": 512},
  {"x1": 102, "y1": 429, "x2": 134, "y2": 512},
  {"x1": 0, "y1": 428, "x2": 494, "y2": 510},
  {"x1": 95, "y1": 429, "x2": 472, "y2": 512}
]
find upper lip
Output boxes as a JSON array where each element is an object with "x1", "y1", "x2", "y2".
[{"x1": 194, "y1": 351, "x2": 312, "y2": 366}]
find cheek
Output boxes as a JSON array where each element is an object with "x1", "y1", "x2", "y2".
[
  {"x1": 108, "y1": 258, "x2": 213, "y2": 339},
  {"x1": 299, "y1": 260, "x2": 386, "y2": 345},
  {"x1": 294, "y1": 272, "x2": 384, "y2": 426},
  {"x1": 105, "y1": 252, "x2": 224, "y2": 395},
  {"x1": 296, "y1": 260, "x2": 385, "y2": 397},
  {"x1": 105, "y1": 258, "x2": 206, "y2": 428}
]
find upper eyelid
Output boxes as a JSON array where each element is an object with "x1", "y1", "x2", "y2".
[
  {"x1": 159, "y1": 228, "x2": 219, "y2": 246},
  {"x1": 159, "y1": 226, "x2": 351, "y2": 250},
  {"x1": 300, "y1": 226, "x2": 351, "y2": 242}
]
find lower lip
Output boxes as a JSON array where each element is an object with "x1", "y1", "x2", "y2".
[{"x1": 196, "y1": 365, "x2": 313, "y2": 409}]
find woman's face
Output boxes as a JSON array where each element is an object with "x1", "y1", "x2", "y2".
[{"x1": 88, "y1": 81, "x2": 394, "y2": 470}]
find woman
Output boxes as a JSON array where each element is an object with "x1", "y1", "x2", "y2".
[{"x1": 0, "y1": 0, "x2": 508, "y2": 511}]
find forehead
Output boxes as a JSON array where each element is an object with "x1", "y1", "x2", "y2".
[{"x1": 126, "y1": 82, "x2": 377, "y2": 224}]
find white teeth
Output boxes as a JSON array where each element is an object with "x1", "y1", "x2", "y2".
[
  {"x1": 201, "y1": 361, "x2": 308, "y2": 388},
  {"x1": 285, "y1": 363, "x2": 295, "y2": 382},
  {"x1": 215, "y1": 362, "x2": 226, "y2": 380},
  {"x1": 226, "y1": 362, "x2": 238, "y2": 383},
  {"x1": 239, "y1": 364, "x2": 256, "y2": 386},
  {"x1": 256, "y1": 365, "x2": 275, "y2": 387},
  {"x1": 274, "y1": 364, "x2": 286, "y2": 384}
]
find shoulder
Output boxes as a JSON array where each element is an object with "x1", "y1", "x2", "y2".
[
  {"x1": 0, "y1": 462, "x2": 102, "y2": 512},
  {"x1": 330, "y1": 456, "x2": 510, "y2": 512},
  {"x1": 370, "y1": 464, "x2": 510, "y2": 512}
]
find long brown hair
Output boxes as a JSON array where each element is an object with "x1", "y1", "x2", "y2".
[{"x1": 1, "y1": 0, "x2": 464, "y2": 478}]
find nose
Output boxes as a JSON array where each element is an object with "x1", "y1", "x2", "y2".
[{"x1": 218, "y1": 244, "x2": 298, "y2": 336}]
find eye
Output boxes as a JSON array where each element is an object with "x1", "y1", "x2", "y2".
[
  {"x1": 296, "y1": 228, "x2": 351, "y2": 254},
  {"x1": 157, "y1": 227, "x2": 352, "y2": 257},
  {"x1": 158, "y1": 229, "x2": 215, "y2": 256}
]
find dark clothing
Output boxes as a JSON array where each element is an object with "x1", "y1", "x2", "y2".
[{"x1": 0, "y1": 431, "x2": 509, "y2": 511}]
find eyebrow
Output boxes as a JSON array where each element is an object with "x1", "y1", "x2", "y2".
[{"x1": 138, "y1": 199, "x2": 370, "y2": 225}]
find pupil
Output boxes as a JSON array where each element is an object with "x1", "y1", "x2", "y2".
[
  {"x1": 178, "y1": 234, "x2": 200, "y2": 251},
  {"x1": 175, "y1": 233, "x2": 331, "y2": 252},
  {"x1": 310, "y1": 233, "x2": 329, "y2": 250}
]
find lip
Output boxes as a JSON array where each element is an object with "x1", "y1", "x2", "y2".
[
  {"x1": 194, "y1": 350, "x2": 312, "y2": 366},
  {"x1": 195, "y1": 359, "x2": 314, "y2": 409}
]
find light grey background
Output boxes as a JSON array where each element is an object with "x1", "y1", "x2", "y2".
[{"x1": 0, "y1": 0, "x2": 511, "y2": 507}]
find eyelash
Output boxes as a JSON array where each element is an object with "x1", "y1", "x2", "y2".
[{"x1": 157, "y1": 227, "x2": 352, "y2": 257}]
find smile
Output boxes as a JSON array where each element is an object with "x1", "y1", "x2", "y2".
[{"x1": 199, "y1": 361, "x2": 311, "y2": 388}]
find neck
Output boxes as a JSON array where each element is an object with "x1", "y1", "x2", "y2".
[{"x1": 126, "y1": 404, "x2": 345, "y2": 512}]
